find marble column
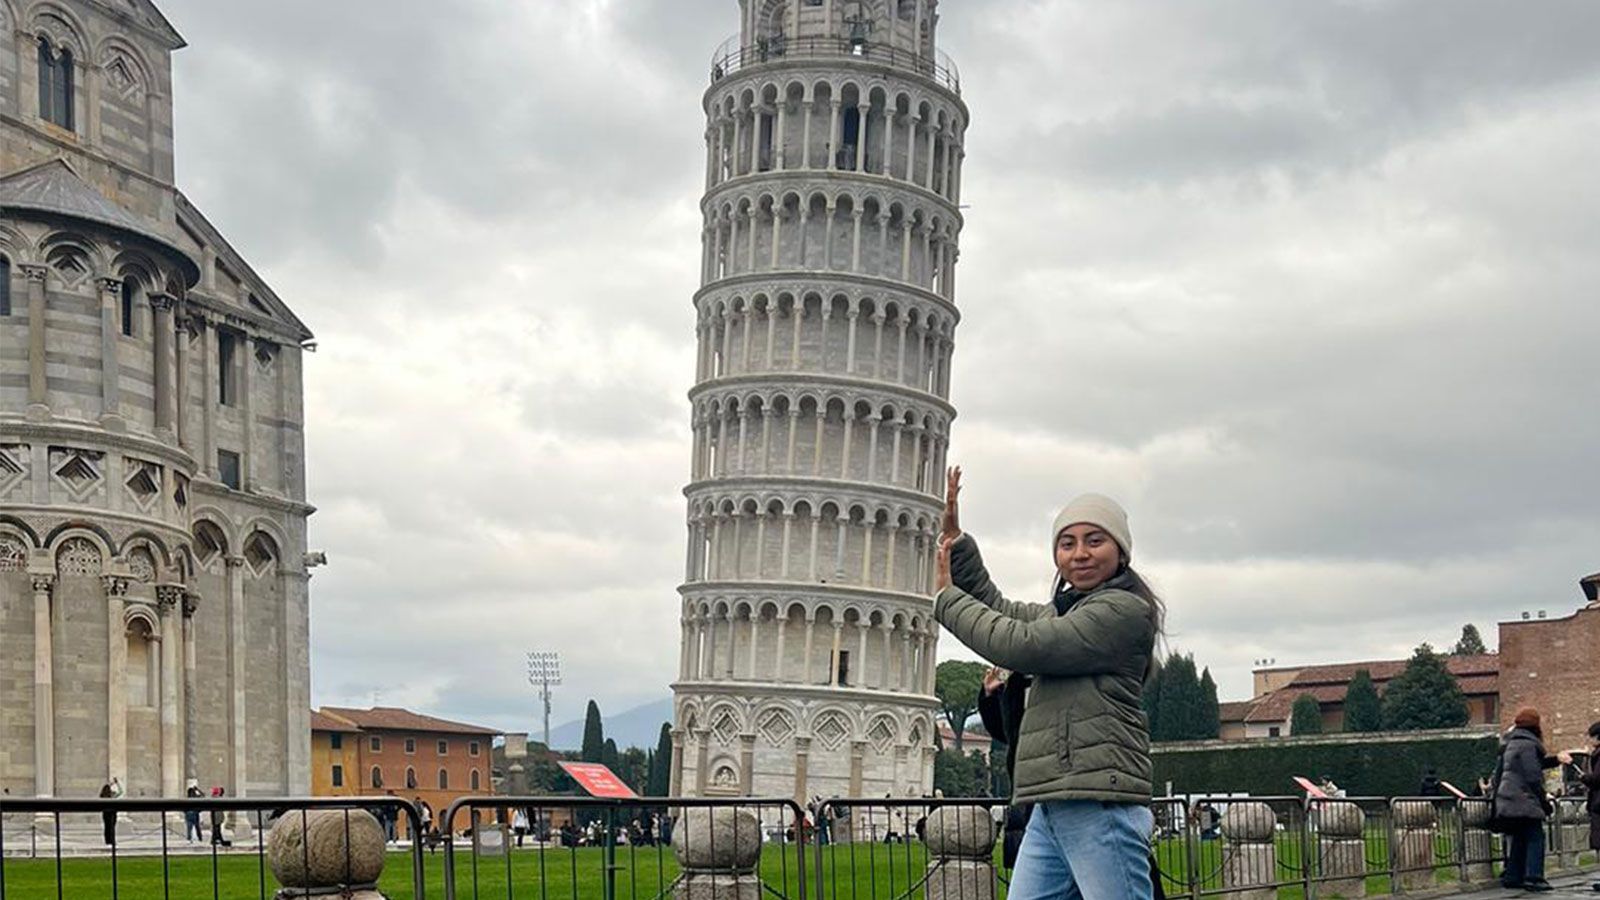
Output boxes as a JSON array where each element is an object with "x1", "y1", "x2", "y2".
[
  {"x1": 199, "y1": 319, "x2": 216, "y2": 476},
  {"x1": 104, "y1": 575, "x2": 130, "y2": 784},
  {"x1": 793, "y1": 736, "x2": 810, "y2": 802},
  {"x1": 97, "y1": 278, "x2": 122, "y2": 421},
  {"x1": 24, "y1": 265, "x2": 48, "y2": 409},
  {"x1": 31, "y1": 573, "x2": 55, "y2": 796},
  {"x1": 157, "y1": 585, "x2": 184, "y2": 796},
  {"x1": 175, "y1": 312, "x2": 192, "y2": 451},
  {"x1": 669, "y1": 730, "x2": 686, "y2": 797},
  {"x1": 693, "y1": 728, "x2": 711, "y2": 795},
  {"x1": 226, "y1": 556, "x2": 248, "y2": 800},
  {"x1": 151, "y1": 295, "x2": 176, "y2": 435},
  {"x1": 182, "y1": 591, "x2": 200, "y2": 784}
]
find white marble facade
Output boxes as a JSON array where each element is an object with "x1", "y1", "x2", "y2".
[
  {"x1": 0, "y1": 0, "x2": 313, "y2": 804},
  {"x1": 673, "y1": 0, "x2": 966, "y2": 802}
]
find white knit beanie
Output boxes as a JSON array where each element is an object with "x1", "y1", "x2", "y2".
[{"x1": 1051, "y1": 493, "x2": 1133, "y2": 561}]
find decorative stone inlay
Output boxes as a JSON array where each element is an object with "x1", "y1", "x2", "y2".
[
  {"x1": 51, "y1": 449, "x2": 103, "y2": 499},
  {"x1": 0, "y1": 535, "x2": 26, "y2": 571},
  {"x1": 757, "y1": 709, "x2": 795, "y2": 746},
  {"x1": 712, "y1": 710, "x2": 740, "y2": 746},
  {"x1": 56, "y1": 537, "x2": 103, "y2": 576},
  {"x1": 814, "y1": 713, "x2": 849, "y2": 751},
  {"x1": 867, "y1": 716, "x2": 896, "y2": 754},
  {"x1": 127, "y1": 547, "x2": 157, "y2": 583},
  {"x1": 125, "y1": 462, "x2": 160, "y2": 506}
]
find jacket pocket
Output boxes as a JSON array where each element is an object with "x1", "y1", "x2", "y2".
[{"x1": 1056, "y1": 712, "x2": 1071, "y2": 767}]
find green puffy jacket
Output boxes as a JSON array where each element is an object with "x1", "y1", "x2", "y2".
[{"x1": 935, "y1": 534, "x2": 1155, "y2": 805}]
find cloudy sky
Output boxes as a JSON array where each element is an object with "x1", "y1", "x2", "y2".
[{"x1": 159, "y1": 0, "x2": 1600, "y2": 738}]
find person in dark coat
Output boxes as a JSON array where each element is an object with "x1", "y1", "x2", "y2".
[
  {"x1": 99, "y1": 783, "x2": 116, "y2": 846},
  {"x1": 978, "y1": 665, "x2": 1166, "y2": 900},
  {"x1": 1492, "y1": 708, "x2": 1559, "y2": 892},
  {"x1": 1418, "y1": 767, "x2": 1442, "y2": 797},
  {"x1": 1568, "y1": 721, "x2": 1600, "y2": 892}
]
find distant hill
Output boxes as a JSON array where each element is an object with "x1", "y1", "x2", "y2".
[{"x1": 547, "y1": 697, "x2": 673, "y2": 751}]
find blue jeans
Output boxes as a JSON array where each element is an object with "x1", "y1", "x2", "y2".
[
  {"x1": 1502, "y1": 819, "x2": 1546, "y2": 886},
  {"x1": 1007, "y1": 801, "x2": 1154, "y2": 900}
]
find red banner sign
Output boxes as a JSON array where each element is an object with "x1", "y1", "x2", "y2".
[{"x1": 558, "y1": 762, "x2": 638, "y2": 799}]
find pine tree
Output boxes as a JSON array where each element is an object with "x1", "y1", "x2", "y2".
[
  {"x1": 1453, "y1": 624, "x2": 1488, "y2": 656},
  {"x1": 935, "y1": 660, "x2": 987, "y2": 751},
  {"x1": 1290, "y1": 694, "x2": 1324, "y2": 735},
  {"x1": 1381, "y1": 644, "x2": 1469, "y2": 731},
  {"x1": 1342, "y1": 669, "x2": 1383, "y2": 732},
  {"x1": 580, "y1": 700, "x2": 605, "y2": 763},
  {"x1": 646, "y1": 723, "x2": 673, "y2": 796},
  {"x1": 1198, "y1": 668, "x2": 1221, "y2": 739}
]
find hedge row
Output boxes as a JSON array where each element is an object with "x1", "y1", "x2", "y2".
[{"x1": 1152, "y1": 730, "x2": 1501, "y2": 797}]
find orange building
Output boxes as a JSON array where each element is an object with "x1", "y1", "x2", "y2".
[
  {"x1": 1497, "y1": 574, "x2": 1600, "y2": 751},
  {"x1": 1226, "y1": 654, "x2": 1500, "y2": 739},
  {"x1": 310, "y1": 706, "x2": 499, "y2": 836}
]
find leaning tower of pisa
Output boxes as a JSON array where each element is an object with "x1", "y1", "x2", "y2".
[{"x1": 672, "y1": 0, "x2": 967, "y2": 803}]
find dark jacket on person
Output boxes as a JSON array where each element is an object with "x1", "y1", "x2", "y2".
[
  {"x1": 1493, "y1": 727, "x2": 1557, "y2": 821},
  {"x1": 937, "y1": 534, "x2": 1155, "y2": 805},
  {"x1": 1578, "y1": 752, "x2": 1600, "y2": 851},
  {"x1": 977, "y1": 671, "x2": 1032, "y2": 869}
]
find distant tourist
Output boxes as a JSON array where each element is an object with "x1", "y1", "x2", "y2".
[
  {"x1": 99, "y1": 782, "x2": 116, "y2": 846},
  {"x1": 1418, "y1": 767, "x2": 1442, "y2": 797},
  {"x1": 1492, "y1": 708, "x2": 1558, "y2": 892},
  {"x1": 513, "y1": 807, "x2": 529, "y2": 847},
  {"x1": 935, "y1": 468, "x2": 1162, "y2": 900},
  {"x1": 209, "y1": 787, "x2": 232, "y2": 847},
  {"x1": 185, "y1": 781, "x2": 205, "y2": 842}
]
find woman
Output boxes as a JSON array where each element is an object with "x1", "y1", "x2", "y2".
[
  {"x1": 1493, "y1": 708, "x2": 1558, "y2": 892},
  {"x1": 936, "y1": 468, "x2": 1161, "y2": 900}
]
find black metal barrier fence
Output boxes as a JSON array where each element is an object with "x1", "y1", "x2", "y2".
[
  {"x1": 1, "y1": 793, "x2": 1594, "y2": 900},
  {"x1": 0, "y1": 794, "x2": 425, "y2": 899}
]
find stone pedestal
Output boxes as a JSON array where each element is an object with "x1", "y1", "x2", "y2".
[
  {"x1": 1391, "y1": 801, "x2": 1438, "y2": 892},
  {"x1": 267, "y1": 809, "x2": 386, "y2": 900},
  {"x1": 921, "y1": 807, "x2": 998, "y2": 900},
  {"x1": 673, "y1": 808, "x2": 762, "y2": 900},
  {"x1": 1316, "y1": 802, "x2": 1366, "y2": 898},
  {"x1": 1459, "y1": 802, "x2": 1494, "y2": 883},
  {"x1": 1221, "y1": 802, "x2": 1277, "y2": 900}
]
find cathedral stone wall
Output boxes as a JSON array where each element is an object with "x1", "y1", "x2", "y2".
[{"x1": 0, "y1": 0, "x2": 313, "y2": 802}]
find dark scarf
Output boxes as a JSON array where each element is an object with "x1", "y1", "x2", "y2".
[{"x1": 1052, "y1": 566, "x2": 1138, "y2": 616}]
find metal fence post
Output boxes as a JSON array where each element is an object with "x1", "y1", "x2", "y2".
[
  {"x1": 1386, "y1": 800, "x2": 1401, "y2": 895},
  {"x1": 603, "y1": 804, "x2": 619, "y2": 900}
]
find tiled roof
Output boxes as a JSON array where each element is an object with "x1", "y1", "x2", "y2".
[
  {"x1": 317, "y1": 706, "x2": 499, "y2": 736},
  {"x1": 310, "y1": 709, "x2": 360, "y2": 732},
  {"x1": 0, "y1": 160, "x2": 195, "y2": 280},
  {"x1": 1219, "y1": 700, "x2": 1258, "y2": 723},
  {"x1": 1241, "y1": 654, "x2": 1499, "y2": 724}
]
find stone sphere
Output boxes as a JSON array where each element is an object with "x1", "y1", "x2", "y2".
[
  {"x1": 1459, "y1": 801, "x2": 1492, "y2": 827},
  {"x1": 1220, "y1": 802, "x2": 1276, "y2": 842},
  {"x1": 267, "y1": 808, "x2": 386, "y2": 889},
  {"x1": 921, "y1": 806, "x2": 998, "y2": 857},
  {"x1": 1391, "y1": 800, "x2": 1438, "y2": 828},
  {"x1": 673, "y1": 807, "x2": 762, "y2": 872},
  {"x1": 1316, "y1": 801, "x2": 1365, "y2": 838}
]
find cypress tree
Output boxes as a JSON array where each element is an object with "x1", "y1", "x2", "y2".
[
  {"x1": 580, "y1": 700, "x2": 605, "y2": 763},
  {"x1": 1453, "y1": 624, "x2": 1488, "y2": 656},
  {"x1": 1198, "y1": 667, "x2": 1222, "y2": 739},
  {"x1": 647, "y1": 723, "x2": 673, "y2": 796},
  {"x1": 1290, "y1": 694, "x2": 1324, "y2": 735},
  {"x1": 1342, "y1": 669, "x2": 1383, "y2": 732},
  {"x1": 1145, "y1": 656, "x2": 1166, "y2": 741}
]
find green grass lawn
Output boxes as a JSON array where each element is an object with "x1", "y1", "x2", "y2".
[{"x1": 0, "y1": 841, "x2": 1591, "y2": 900}]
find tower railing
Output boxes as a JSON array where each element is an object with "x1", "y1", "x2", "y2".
[{"x1": 710, "y1": 34, "x2": 960, "y2": 95}]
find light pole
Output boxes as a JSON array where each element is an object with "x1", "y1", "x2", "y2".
[{"x1": 526, "y1": 651, "x2": 562, "y2": 748}]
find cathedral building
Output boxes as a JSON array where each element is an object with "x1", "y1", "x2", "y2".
[
  {"x1": 672, "y1": 0, "x2": 966, "y2": 801},
  {"x1": 0, "y1": 0, "x2": 313, "y2": 807}
]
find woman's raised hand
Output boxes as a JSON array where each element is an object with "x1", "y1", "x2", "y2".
[
  {"x1": 940, "y1": 466, "x2": 963, "y2": 542},
  {"x1": 935, "y1": 533, "x2": 954, "y2": 591}
]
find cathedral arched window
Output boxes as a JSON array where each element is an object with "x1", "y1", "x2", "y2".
[
  {"x1": 0, "y1": 257, "x2": 10, "y2": 317},
  {"x1": 120, "y1": 279, "x2": 138, "y2": 337},
  {"x1": 37, "y1": 38, "x2": 74, "y2": 130}
]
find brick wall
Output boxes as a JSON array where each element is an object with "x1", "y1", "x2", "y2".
[{"x1": 1498, "y1": 605, "x2": 1600, "y2": 751}]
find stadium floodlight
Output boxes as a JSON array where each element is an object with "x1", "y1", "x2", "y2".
[{"x1": 526, "y1": 651, "x2": 562, "y2": 748}]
